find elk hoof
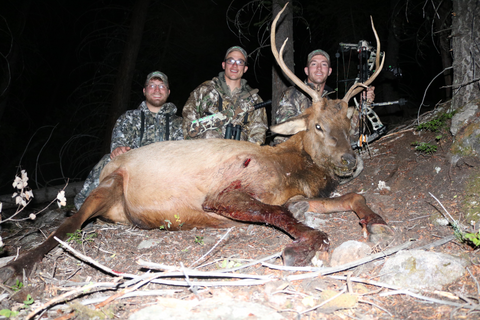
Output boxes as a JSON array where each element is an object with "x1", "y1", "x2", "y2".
[
  {"x1": 368, "y1": 223, "x2": 395, "y2": 244},
  {"x1": 282, "y1": 230, "x2": 330, "y2": 266},
  {"x1": 287, "y1": 201, "x2": 310, "y2": 221}
]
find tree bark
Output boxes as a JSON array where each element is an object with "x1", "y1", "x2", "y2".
[
  {"x1": 272, "y1": 0, "x2": 294, "y2": 125},
  {"x1": 434, "y1": 0, "x2": 453, "y2": 100},
  {"x1": 451, "y1": 0, "x2": 480, "y2": 110},
  {"x1": 102, "y1": 0, "x2": 151, "y2": 153}
]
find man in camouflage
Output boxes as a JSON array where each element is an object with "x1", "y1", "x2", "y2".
[
  {"x1": 182, "y1": 46, "x2": 268, "y2": 144},
  {"x1": 274, "y1": 49, "x2": 375, "y2": 143},
  {"x1": 74, "y1": 71, "x2": 183, "y2": 210}
]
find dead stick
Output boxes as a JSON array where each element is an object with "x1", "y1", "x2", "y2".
[{"x1": 266, "y1": 240, "x2": 415, "y2": 281}]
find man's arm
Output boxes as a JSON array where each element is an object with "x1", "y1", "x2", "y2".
[
  {"x1": 110, "y1": 111, "x2": 138, "y2": 158},
  {"x1": 182, "y1": 85, "x2": 253, "y2": 139},
  {"x1": 244, "y1": 96, "x2": 268, "y2": 144}
]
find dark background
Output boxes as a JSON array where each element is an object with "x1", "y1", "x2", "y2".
[{"x1": 0, "y1": 0, "x2": 449, "y2": 195}]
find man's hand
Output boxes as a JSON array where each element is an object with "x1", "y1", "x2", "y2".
[
  {"x1": 110, "y1": 146, "x2": 131, "y2": 159},
  {"x1": 363, "y1": 86, "x2": 375, "y2": 103}
]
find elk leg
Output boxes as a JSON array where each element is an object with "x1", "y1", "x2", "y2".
[
  {"x1": 203, "y1": 182, "x2": 330, "y2": 266},
  {"x1": 0, "y1": 170, "x2": 125, "y2": 284},
  {"x1": 288, "y1": 193, "x2": 394, "y2": 243}
]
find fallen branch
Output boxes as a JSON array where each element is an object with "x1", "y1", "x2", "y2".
[
  {"x1": 189, "y1": 227, "x2": 233, "y2": 268},
  {"x1": 26, "y1": 281, "x2": 121, "y2": 320},
  {"x1": 138, "y1": 251, "x2": 281, "y2": 274},
  {"x1": 264, "y1": 240, "x2": 415, "y2": 281},
  {"x1": 380, "y1": 289, "x2": 480, "y2": 310}
]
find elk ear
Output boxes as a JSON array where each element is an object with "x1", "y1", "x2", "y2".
[
  {"x1": 347, "y1": 106, "x2": 355, "y2": 119},
  {"x1": 271, "y1": 115, "x2": 308, "y2": 135}
]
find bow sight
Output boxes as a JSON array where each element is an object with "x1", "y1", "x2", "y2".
[{"x1": 337, "y1": 40, "x2": 406, "y2": 149}]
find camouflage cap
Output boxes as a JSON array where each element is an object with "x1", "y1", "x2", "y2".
[
  {"x1": 307, "y1": 49, "x2": 331, "y2": 67},
  {"x1": 145, "y1": 71, "x2": 169, "y2": 88},
  {"x1": 224, "y1": 46, "x2": 248, "y2": 61}
]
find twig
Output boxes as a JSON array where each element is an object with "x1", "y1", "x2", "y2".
[
  {"x1": 429, "y1": 192, "x2": 457, "y2": 223},
  {"x1": 359, "y1": 298, "x2": 393, "y2": 316},
  {"x1": 94, "y1": 272, "x2": 165, "y2": 309},
  {"x1": 138, "y1": 251, "x2": 282, "y2": 273},
  {"x1": 189, "y1": 227, "x2": 234, "y2": 268},
  {"x1": 54, "y1": 237, "x2": 137, "y2": 278},
  {"x1": 26, "y1": 282, "x2": 120, "y2": 319},
  {"x1": 379, "y1": 289, "x2": 480, "y2": 310},
  {"x1": 264, "y1": 240, "x2": 414, "y2": 281},
  {"x1": 327, "y1": 275, "x2": 401, "y2": 291},
  {"x1": 467, "y1": 266, "x2": 480, "y2": 296},
  {"x1": 415, "y1": 235, "x2": 455, "y2": 250}
]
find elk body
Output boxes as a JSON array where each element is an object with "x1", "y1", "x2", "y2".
[{"x1": 0, "y1": 4, "x2": 392, "y2": 283}]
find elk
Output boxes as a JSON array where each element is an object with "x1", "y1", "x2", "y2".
[{"x1": 0, "y1": 4, "x2": 391, "y2": 283}]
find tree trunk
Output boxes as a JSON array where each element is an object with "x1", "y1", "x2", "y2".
[
  {"x1": 451, "y1": 0, "x2": 480, "y2": 110},
  {"x1": 102, "y1": 0, "x2": 151, "y2": 153},
  {"x1": 381, "y1": 0, "x2": 402, "y2": 115},
  {"x1": 434, "y1": 0, "x2": 453, "y2": 100},
  {"x1": 271, "y1": 0, "x2": 294, "y2": 125}
]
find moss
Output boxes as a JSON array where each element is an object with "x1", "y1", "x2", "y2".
[
  {"x1": 68, "y1": 302, "x2": 115, "y2": 319},
  {"x1": 461, "y1": 167, "x2": 480, "y2": 224}
]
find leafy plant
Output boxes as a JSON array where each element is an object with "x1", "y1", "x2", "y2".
[
  {"x1": 411, "y1": 141, "x2": 438, "y2": 154},
  {"x1": 464, "y1": 231, "x2": 480, "y2": 247},
  {"x1": 159, "y1": 219, "x2": 172, "y2": 230},
  {"x1": 218, "y1": 259, "x2": 242, "y2": 269},
  {"x1": 194, "y1": 236, "x2": 204, "y2": 245},
  {"x1": 11, "y1": 279, "x2": 23, "y2": 292},
  {"x1": 66, "y1": 230, "x2": 96, "y2": 244},
  {"x1": 417, "y1": 111, "x2": 456, "y2": 132},
  {"x1": 23, "y1": 294, "x2": 34, "y2": 308},
  {"x1": 0, "y1": 309, "x2": 19, "y2": 318}
]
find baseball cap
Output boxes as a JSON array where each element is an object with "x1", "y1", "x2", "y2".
[
  {"x1": 224, "y1": 46, "x2": 248, "y2": 61},
  {"x1": 307, "y1": 49, "x2": 331, "y2": 67},
  {"x1": 145, "y1": 71, "x2": 169, "y2": 88}
]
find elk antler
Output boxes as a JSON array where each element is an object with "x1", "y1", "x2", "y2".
[
  {"x1": 342, "y1": 16, "x2": 385, "y2": 103},
  {"x1": 271, "y1": 3, "x2": 320, "y2": 103}
]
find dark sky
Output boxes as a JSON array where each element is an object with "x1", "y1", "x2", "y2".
[{"x1": 0, "y1": 0, "x2": 447, "y2": 195}]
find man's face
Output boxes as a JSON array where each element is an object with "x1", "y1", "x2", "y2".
[
  {"x1": 304, "y1": 55, "x2": 332, "y2": 86},
  {"x1": 222, "y1": 50, "x2": 248, "y2": 82},
  {"x1": 143, "y1": 78, "x2": 170, "y2": 107}
]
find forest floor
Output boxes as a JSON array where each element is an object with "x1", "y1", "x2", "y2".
[{"x1": 0, "y1": 111, "x2": 479, "y2": 320}]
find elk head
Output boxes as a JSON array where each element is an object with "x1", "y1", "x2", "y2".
[{"x1": 270, "y1": 3, "x2": 384, "y2": 178}]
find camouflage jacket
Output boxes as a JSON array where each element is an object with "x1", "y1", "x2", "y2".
[
  {"x1": 111, "y1": 101, "x2": 183, "y2": 152},
  {"x1": 275, "y1": 81, "x2": 334, "y2": 124},
  {"x1": 274, "y1": 82, "x2": 359, "y2": 144},
  {"x1": 182, "y1": 72, "x2": 268, "y2": 144}
]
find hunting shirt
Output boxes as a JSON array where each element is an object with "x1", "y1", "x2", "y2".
[{"x1": 182, "y1": 72, "x2": 268, "y2": 144}]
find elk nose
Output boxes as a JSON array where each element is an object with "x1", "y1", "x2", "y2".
[{"x1": 341, "y1": 153, "x2": 356, "y2": 169}]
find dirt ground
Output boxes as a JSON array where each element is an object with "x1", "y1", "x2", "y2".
[{"x1": 1, "y1": 114, "x2": 479, "y2": 319}]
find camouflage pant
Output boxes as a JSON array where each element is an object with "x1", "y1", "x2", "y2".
[{"x1": 74, "y1": 154, "x2": 111, "y2": 210}]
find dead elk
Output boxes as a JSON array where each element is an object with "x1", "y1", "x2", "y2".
[{"x1": 0, "y1": 5, "x2": 392, "y2": 283}]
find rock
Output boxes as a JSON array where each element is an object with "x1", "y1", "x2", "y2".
[
  {"x1": 380, "y1": 250, "x2": 469, "y2": 290},
  {"x1": 128, "y1": 298, "x2": 285, "y2": 320},
  {"x1": 330, "y1": 240, "x2": 372, "y2": 267},
  {"x1": 137, "y1": 239, "x2": 159, "y2": 249},
  {"x1": 304, "y1": 212, "x2": 327, "y2": 229}
]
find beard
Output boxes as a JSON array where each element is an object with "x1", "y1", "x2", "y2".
[{"x1": 146, "y1": 95, "x2": 168, "y2": 107}]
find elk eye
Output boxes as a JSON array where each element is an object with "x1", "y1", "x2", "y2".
[{"x1": 315, "y1": 124, "x2": 323, "y2": 132}]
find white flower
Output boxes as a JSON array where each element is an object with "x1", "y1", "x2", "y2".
[
  {"x1": 29, "y1": 213, "x2": 36, "y2": 220},
  {"x1": 57, "y1": 190, "x2": 67, "y2": 207},
  {"x1": 376, "y1": 180, "x2": 391, "y2": 191}
]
